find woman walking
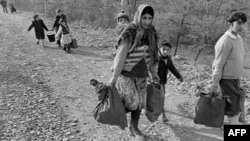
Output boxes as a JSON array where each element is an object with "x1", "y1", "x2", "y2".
[{"x1": 109, "y1": 4, "x2": 159, "y2": 140}]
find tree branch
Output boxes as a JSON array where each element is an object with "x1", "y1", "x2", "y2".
[
  {"x1": 212, "y1": 0, "x2": 224, "y2": 23},
  {"x1": 169, "y1": 19, "x2": 179, "y2": 27}
]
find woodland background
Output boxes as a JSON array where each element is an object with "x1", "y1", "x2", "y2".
[
  {"x1": 10, "y1": 0, "x2": 250, "y2": 54},
  {"x1": 1, "y1": 1, "x2": 250, "y2": 140}
]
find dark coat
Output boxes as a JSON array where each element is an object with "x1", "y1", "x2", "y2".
[
  {"x1": 28, "y1": 20, "x2": 48, "y2": 39},
  {"x1": 1, "y1": 0, "x2": 7, "y2": 7},
  {"x1": 157, "y1": 55, "x2": 182, "y2": 84},
  {"x1": 53, "y1": 14, "x2": 67, "y2": 32}
]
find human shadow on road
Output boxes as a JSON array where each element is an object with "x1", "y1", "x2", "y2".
[
  {"x1": 165, "y1": 122, "x2": 223, "y2": 141},
  {"x1": 43, "y1": 45, "x2": 62, "y2": 50},
  {"x1": 164, "y1": 109, "x2": 194, "y2": 120},
  {"x1": 69, "y1": 46, "x2": 113, "y2": 60},
  {"x1": 145, "y1": 134, "x2": 170, "y2": 141}
]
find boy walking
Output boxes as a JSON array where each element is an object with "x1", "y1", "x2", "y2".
[
  {"x1": 28, "y1": 15, "x2": 49, "y2": 47},
  {"x1": 157, "y1": 41, "x2": 183, "y2": 122},
  {"x1": 209, "y1": 11, "x2": 247, "y2": 125}
]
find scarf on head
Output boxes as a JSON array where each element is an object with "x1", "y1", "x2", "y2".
[{"x1": 118, "y1": 4, "x2": 158, "y2": 64}]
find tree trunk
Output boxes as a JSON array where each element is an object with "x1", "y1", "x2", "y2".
[
  {"x1": 44, "y1": 0, "x2": 47, "y2": 15},
  {"x1": 194, "y1": 49, "x2": 202, "y2": 62},
  {"x1": 133, "y1": 0, "x2": 137, "y2": 16},
  {"x1": 174, "y1": 14, "x2": 186, "y2": 56},
  {"x1": 121, "y1": 0, "x2": 124, "y2": 11}
]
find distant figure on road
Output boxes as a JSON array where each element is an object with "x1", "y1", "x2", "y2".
[
  {"x1": 0, "y1": 0, "x2": 8, "y2": 13},
  {"x1": 28, "y1": 15, "x2": 49, "y2": 47},
  {"x1": 9, "y1": 3, "x2": 16, "y2": 13},
  {"x1": 55, "y1": 19, "x2": 72, "y2": 53},
  {"x1": 52, "y1": 9, "x2": 67, "y2": 48}
]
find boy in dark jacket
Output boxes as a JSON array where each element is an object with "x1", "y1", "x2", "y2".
[
  {"x1": 28, "y1": 15, "x2": 48, "y2": 47},
  {"x1": 157, "y1": 40, "x2": 183, "y2": 122},
  {"x1": 52, "y1": 9, "x2": 67, "y2": 47}
]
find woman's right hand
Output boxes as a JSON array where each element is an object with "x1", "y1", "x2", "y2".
[{"x1": 208, "y1": 85, "x2": 220, "y2": 97}]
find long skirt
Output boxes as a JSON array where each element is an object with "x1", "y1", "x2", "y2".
[
  {"x1": 116, "y1": 75, "x2": 147, "y2": 111},
  {"x1": 60, "y1": 34, "x2": 72, "y2": 45}
]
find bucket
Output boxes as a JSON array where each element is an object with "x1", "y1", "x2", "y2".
[{"x1": 47, "y1": 31, "x2": 55, "y2": 42}]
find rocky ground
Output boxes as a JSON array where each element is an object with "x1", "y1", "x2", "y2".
[{"x1": 0, "y1": 10, "x2": 250, "y2": 141}]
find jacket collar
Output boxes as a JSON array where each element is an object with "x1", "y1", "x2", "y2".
[
  {"x1": 225, "y1": 31, "x2": 241, "y2": 40},
  {"x1": 159, "y1": 52, "x2": 169, "y2": 59}
]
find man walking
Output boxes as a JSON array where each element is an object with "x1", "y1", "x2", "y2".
[{"x1": 1, "y1": 0, "x2": 8, "y2": 13}]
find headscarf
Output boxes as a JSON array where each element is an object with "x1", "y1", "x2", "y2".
[{"x1": 119, "y1": 4, "x2": 158, "y2": 64}]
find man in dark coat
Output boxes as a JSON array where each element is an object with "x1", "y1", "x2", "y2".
[
  {"x1": 1, "y1": 0, "x2": 8, "y2": 13},
  {"x1": 28, "y1": 15, "x2": 49, "y2": 47},
  {"x1": 9, "y1": 3, "x2": 16, "y2": 13},
  {"x1": 52, "y1": 9, "x2": 67, "y2": 47}
]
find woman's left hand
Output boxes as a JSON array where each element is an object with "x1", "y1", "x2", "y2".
[{"x1": 108, "y1": 75, "x2": 118, "y2": 86}]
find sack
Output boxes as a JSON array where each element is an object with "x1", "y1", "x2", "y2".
[
  {"x1": 194, "y1": 92, "x2": 225, "y2": 128},
  {"x1": 145, "y1": 82, "x2": 164, "y2": 122},
  {"x1": 93, "y1": 84, "x2": 127, "y2": 130},
  {"x1": 70, "y1": 38, "x2": 78, "y2": 49}
]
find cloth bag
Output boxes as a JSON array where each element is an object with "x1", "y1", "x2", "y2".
[
  {"x1": 145, "y1": 82, "x2": 165, "y2": 122},
  {"x1": 194, "y1": 92, "x2": 225, "y2": 128},
  {"x1": 92, "y1": 81, "x2": 127, "y2": 130},
  {"x1": 70, "y1": 38, "x2": 78, "y2": 48}
]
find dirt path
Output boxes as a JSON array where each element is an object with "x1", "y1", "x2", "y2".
[{"x1": 0, "y1": 11, "x2": 226, "y2": 141}]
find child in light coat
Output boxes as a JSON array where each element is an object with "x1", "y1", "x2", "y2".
[{"x1": 55, "y1": 19, "x2": 72, "y2": 53}]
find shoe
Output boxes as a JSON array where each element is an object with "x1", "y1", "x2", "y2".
[
  {"x1": 162, "y1": 114, "x2": 169, "y2": 123},
  {"x1": 57, "y1": 40, "x2": 61, "y2": 47},
  {"x1": 65, "y1": 45, "x2": 71, "y2": 53}
]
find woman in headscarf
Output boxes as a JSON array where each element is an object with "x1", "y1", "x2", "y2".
[{"x1": 109, "y1": 4, "x2": 159, "y2": 140}]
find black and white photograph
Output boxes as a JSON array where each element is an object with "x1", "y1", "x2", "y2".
[{"x1": 0, "y1": 0, "x2": 250, "y2": 141}]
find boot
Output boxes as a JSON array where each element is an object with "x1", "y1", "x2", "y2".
[
  {"x1": 129, "y1": 118, "x2": 145, "y2": 141},
  {"x1": 67, "y1": 45, "x2": 71, "y2": 53},
  {"x1": 239, "y1": 110, "x2": 247, "y2": 124},
  {"x1": 57, "y1": 40, "x2": 61, "y2": 47},
  {"x1": 162, "y1": 111, "x2": 169, "y2": 123},
  {"x1": 63, "y1": 45, "x2": 66, "y2": 52}
]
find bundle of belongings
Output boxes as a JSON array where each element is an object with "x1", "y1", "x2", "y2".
[
  {"x1": 194, "y1": 91, "x2": 227, "y2": 128},
  {"x1": 90, "y1": 79, "x2": 127, "y2": 130},
  {"x1": 145, "y1": 81, "x2": 164, "y2": 122}
]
